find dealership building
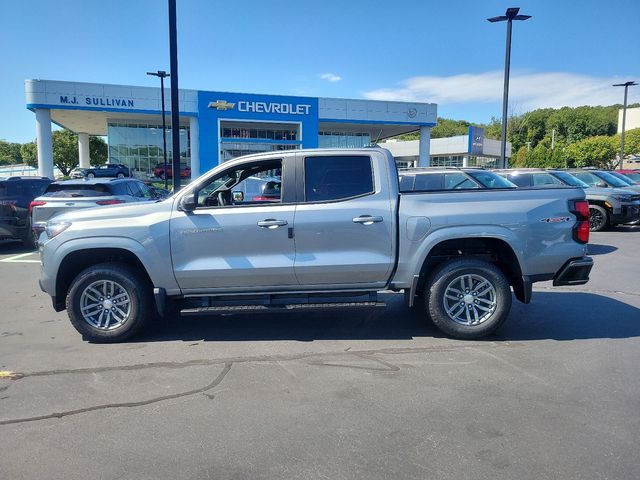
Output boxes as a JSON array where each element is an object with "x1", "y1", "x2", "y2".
[{"x1": 25, "y1": 79, "x2": 438, "y2": 179}]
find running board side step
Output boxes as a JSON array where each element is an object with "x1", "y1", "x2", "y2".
[{"x1": 181, "y1": 301, "x2": 386, "y2": 316}]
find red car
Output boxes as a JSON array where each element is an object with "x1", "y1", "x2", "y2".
[
  {"x1": 153, "y1": 163, "x2": 191, "y2": 180},
  {"x1": 618, "y1": 169, "x2": 640, "y2": 184}
]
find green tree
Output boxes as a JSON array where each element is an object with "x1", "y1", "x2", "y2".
[
  {"x1": 18, "y1": 132, "x2": 108, "y2": 175},
  {"x1": 89, "y1": 136, "x2": 108, "y2": 166},
  {"x1": 0, "y1": 140, "x2": 23, "y2": 165},
  {"x1": 20, "y1": 142, "x2": 37, "y2": 168},
  {"x1": 564, "y1": 135, "x2": 618, "y2": 169},
  {"x1": 612, "y1": 128, "x2": 640, "y2": 158}
]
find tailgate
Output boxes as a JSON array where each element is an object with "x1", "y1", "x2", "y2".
[{"x1": 32, "y1": 198, "x2": 104, "y2": 223}]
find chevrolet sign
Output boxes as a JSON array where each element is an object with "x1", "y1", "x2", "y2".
[{"x1": 208, "y1": 99, "x2": 311, "y2": 115}]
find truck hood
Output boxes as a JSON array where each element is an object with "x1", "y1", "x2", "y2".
[{"x1": 50, "y1": 199, "x2": 173, "y2": 223}]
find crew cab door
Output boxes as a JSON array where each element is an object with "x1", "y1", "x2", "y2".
[
  {"x1": 170, "y1": 157, "x2": 297, "y2": 293},
  {"x1": 292, "y1": 153, "x2": 395, "y2": 288}
]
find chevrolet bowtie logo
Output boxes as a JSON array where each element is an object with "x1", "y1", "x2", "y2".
[{"x1": 208, "y1": 100, "x2": 236, "y2": 111}]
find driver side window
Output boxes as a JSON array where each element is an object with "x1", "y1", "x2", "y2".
[{"x1": 195, "y1": 160, "x2": 283, "y2": 208}]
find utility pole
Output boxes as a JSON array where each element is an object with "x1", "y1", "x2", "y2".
[
  {"x1": 488, "y1": 7, "x2": 531, "y2": 169},
  {"x1": 168, "y1": 0, "x2": 181, "y2": 192},
  {"x1": 551, "y1": 128, "x2": 555, "y2": 150},
  {"x1": 146, "y1": 70, "x2": 170, "y2": 189},
  {"x1": 613, "y1": 81, "x2": 637, "y2": 169}
]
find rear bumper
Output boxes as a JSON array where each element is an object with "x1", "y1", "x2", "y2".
[{"x1": 553, "y1": 257, "x2": 593, "y2": 286}]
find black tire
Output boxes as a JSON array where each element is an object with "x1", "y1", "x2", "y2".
[
  {"x1": 424, "y1": 258, "x2": 512, "y2": 339},
  {"x1": 22, "y1": 227, "x2": 37, "y2": 250},
  {"x1": 588, "y1": 205, "x2": 609, "y2": 232},
  {"x1": 117, "y1": 172, "x2": 125, "y2": 179},
  {"x1": 66, "y1": 263, "x2": 152, "y2": 342},
  {"x1": 86, "y1": 172, "x2": 96, "y2": 179}
]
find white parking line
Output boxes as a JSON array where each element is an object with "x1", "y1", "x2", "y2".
[{"x1": 0, "y1": 252, "x2": 41, "y2": 263}]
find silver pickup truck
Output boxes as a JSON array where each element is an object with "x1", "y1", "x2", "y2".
[{"x1": 37, "y1": 148, "x2": 593, "y2": 342}]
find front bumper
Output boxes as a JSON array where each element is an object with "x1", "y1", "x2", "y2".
[
  {"x1": 611, "y1": 202, "x2": 640, "y2": 225},
  {"x1": 553, "y1": 257, "x2": 593, "y2": 286}
]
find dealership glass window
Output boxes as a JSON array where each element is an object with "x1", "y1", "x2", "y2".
[
  {"x1": 318, "y1": 131, "x2": 371, "y2": 148},
  {"x1": 430, "y1": 155, "x2": 463, "y2": 167},
  {"x1": 467, "y1": 156, "x2": 498, "y2": 168},
  {"x1": 219, "y1": 121, "x2": 301, "y2": 162},
  {"x1": 107, "y1": 123, "x2": 190, "y2": 177}
]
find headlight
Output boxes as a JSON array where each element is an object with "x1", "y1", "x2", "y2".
[
  {"x1": 45, "y1": 221, "x2": 72, "y2": 238},
  {"x1": 611, "y1": 194, "x2": 632, "y2": 202}
]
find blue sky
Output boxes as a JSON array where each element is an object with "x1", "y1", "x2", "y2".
[{"x1": 1, "y1": 0, "x2": 639, "y2": 143}]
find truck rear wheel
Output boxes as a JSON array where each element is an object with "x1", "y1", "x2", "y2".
[
  {"x1": 424, "y1": 258, "x2": 511, "y2": 339},
  {"x1": 66, "y1": 263, "x2": 152, "y2": 342}
]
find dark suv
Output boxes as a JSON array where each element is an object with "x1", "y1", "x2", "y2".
[
  {"x1": 0, "y1": 177, "x2": 52, "y2": 248},
  {"x1": 75, "y1": 164, "x2": 130, "y2": 179}
]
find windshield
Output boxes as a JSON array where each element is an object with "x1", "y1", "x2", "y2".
[
  {"x1": 43, "y1": 183, "x2": 112, "y2": 197},
  {"x1": 623, "y1": 172, "x2": 640, "y2": 181},
  {"x1": 466, "y1": 171, "x2": 517, "y2": 189},
  {"x1": 594, "y1": 171, "x2": 631, "y2": 188},
  {"x1": 607, "y1": 171, "x2": 635, "y2": 185},
  {"x1": 550, "y1": 171, "x2": 590, "y2": 188}
]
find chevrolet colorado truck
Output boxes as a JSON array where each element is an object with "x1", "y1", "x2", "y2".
[{"x1": 37, "y1": 148, "x2": 593, "y2": 342}]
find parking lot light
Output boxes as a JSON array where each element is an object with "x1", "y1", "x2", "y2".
[
  {"x1": 613, "y1": 81, "x2": 638, "y2": 170},
  {"x1": 488, "y1": 7, "x2": 532, "y2": 169}
]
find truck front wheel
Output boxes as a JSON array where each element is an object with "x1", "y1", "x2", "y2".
[
  {"x1": 424, "y1": 259, "x2": 511, "y2": 339},
  {"x1": 66, "y1": 263, "x2": 152, "y2": 342}
]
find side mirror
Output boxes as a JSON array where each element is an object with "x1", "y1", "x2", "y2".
[
  {"x1": 232, "y1": 191, "x2": 244, "y2": 202},
  {"x1": 597, "y1": 182, "x2": 608, "y2": 188},
  {"x1": 180, "y1": 192, "x2": 197, "y2": 212}
]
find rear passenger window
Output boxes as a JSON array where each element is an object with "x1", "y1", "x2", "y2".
[
  {"x1": 414, "y1": 174, "x2": 442, "y2": 190},
  {"x1": 532, "y1": 173, "x2": 563, "y2": 186},
  {"x1": 399, "y1": 175, "x2": 415, "y2": 191},
  {"x1": 506, "y1": 174, "x2": 531, "y2": 187},
  {"x1": 304, "y1": 156, "x2": 374, "y2": 202},
  {"x1": 444, "y1": 173, "x2": 479, "y2": 190},
  {"x1": 126, "y1": 182, "x2": 143, "y2": 198}
]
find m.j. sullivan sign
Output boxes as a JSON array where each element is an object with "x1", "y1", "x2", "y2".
[{"x1": 59, "y1": 95, "x2": 135, "y2": 108}]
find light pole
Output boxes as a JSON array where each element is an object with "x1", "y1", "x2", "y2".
[
  {"x1": 168, "y1": 0, "x2": 181, "y2": 193},
  {"x1": 488, "y1": 7, "x2": 531, "y2": 168},
  {"x1": 146, "y1": 70, "x2": 170, "y2": 189},
  {"x1": 613, "y1": 81, "x2": 637, "y2": 169}
]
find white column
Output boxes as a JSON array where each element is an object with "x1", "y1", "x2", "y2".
[
  {"x1": 78, "y1": 133, "x2": 90, "y2": 168},
  {"x1": 462, "y1": 155, "x2": 469, "y2": 167},
  {"x1": 35, "y1": 109, "x2": 54, "y2": 179},
  {"x1": 189, "y1": 116, "x2": 200, "y2": 179},
  {"x1": 418, "y1": 126, "x2": 431, "y2": 167}
]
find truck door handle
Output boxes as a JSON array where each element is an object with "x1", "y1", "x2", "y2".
[
  {"x1": 257, "y1": 219, "x2": 288, "y2": 228},
  {"x1": 352, "y1": 215, "x2": 383, "y2": 225}
]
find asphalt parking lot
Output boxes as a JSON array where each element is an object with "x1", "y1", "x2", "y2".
[{"x1": 1, "y1": 228, "x2": 639, "y2": 480}]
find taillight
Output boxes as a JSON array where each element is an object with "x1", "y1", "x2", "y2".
[
  {"x1": 29, "y1": 200, "x2": 46, "y2": 214},
  {"x1": 96, "y1": 199, "x2": 125, "y2": 205},
  {"x1": 570, "y1": 199, "x2": 590, "y2": 244},
  {"x1": 573, "y1": 200, "x2": 589, "y2": 220}
]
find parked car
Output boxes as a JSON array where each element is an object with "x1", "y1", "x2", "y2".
[
  {"x1": 0, "y1": 177, "x2": 51, "y2": 247},
  {"x1": 37, "y1": 148, "x2": 592, "y2": 343},
  {"x1": 30, "y1": 178, "x2": 169, "y2": 236},
  {"x1": 153, "y1": 163, "x2": 191, "y2": 180},
  {"x1": 606, "y1": 170, "x2": 640, "y2": 187},
  {"x1": 74, "y1": 164, "x2": 130, "y2": 179},
  {"x1": 568, "y1": 169, "x2": 640, "y2": 194},
  {"x1": 399, "y1": 168, "x2": 517, "y2": 191},
  {"x1": 617, "y1": 169, "x2": 640, "y2": 184},
  {"x1": 496, "y1": 169, "x2": 640, "y2": 231}
]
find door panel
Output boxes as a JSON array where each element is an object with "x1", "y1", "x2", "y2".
[
  {"x1": 170, "y1": 204, "x2": 296, "y2": 291},
  {"x1": 293, "y1": 153, "x2": 394, "y2": 287}
]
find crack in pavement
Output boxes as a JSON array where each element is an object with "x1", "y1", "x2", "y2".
[
  {"x1": 0, "y1": 362, "x2": 231, "y2": 427},
  {"x1": 0, "y1": 343, "x2": 516, "y2": 426},
  {"x1": 5, "y1": 342, "x2": 510, "y2": 381}
]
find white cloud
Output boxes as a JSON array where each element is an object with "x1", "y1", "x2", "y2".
[
  {"x1": 363, "y1": 71, "x2": 638, "y2": 110},
  {"x1": 319, "y1": 73, "x2": 342, "y2": 83}
]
